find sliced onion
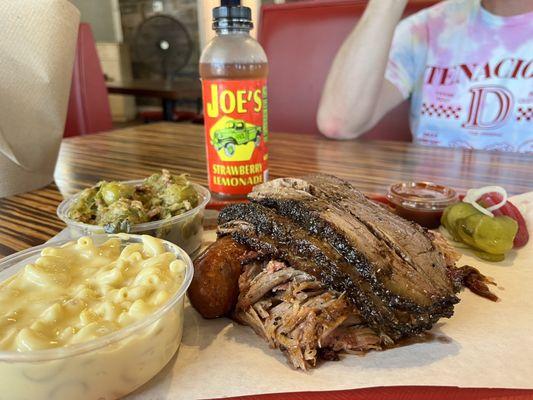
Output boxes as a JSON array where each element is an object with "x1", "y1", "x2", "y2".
[{"x1": 462, "y1": 186, "x2": 508, "y2": 217}]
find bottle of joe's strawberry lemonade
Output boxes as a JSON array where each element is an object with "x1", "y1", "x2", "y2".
[{"x1": 200, "y1": 0, "x2": 269, "y2": 198}]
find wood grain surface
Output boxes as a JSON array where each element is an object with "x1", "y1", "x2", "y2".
[{"x1": 0, "y1": 122, "x2": 531, "y2": 257}]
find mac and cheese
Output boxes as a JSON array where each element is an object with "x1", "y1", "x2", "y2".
[
  {"x1": 0, "y1": 235, "x2": 185, "y2": 352},
  {"x1": 0, "y1": 235, "x2": 189, "y2": 400}
]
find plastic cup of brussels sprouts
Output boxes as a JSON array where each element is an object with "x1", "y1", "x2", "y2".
[{"x1": 57, "y1": 180, "x2": 211, "y2": 254}]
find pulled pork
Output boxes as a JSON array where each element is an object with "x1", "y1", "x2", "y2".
[{"x1": 234, "y1": 260, "x2": 382, "y2": 370}]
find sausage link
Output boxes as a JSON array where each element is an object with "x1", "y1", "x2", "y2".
[{"x1": 188, "y1": 236, "x2": 248, "y2": 318}]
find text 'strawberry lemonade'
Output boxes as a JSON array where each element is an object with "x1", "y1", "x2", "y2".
[{"x1": 200, "y1": 0, "x2": 269, "y2": 198}]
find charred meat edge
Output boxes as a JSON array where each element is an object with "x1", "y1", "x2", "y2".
[
  {"x1": 249, "y1": 177, "x2": 458, "y2": 302},
  {"x1": 219, "y1": 203, "x2": 457, "y2": 340}
]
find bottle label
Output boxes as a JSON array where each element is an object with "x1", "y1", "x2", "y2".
[{"x1": 202, "y1": 78, "x2": 268, "y2": 196}]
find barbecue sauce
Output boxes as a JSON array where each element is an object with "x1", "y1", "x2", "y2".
[
  {"x1": 200, "y1": 0, "x2": 269, "y2": 198},
  {"x1": 386, "y1": 182, "x2": 457, "y2": 229}
]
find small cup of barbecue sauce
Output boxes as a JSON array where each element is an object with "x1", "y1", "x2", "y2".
[{"x1": 386, "y1": 182, "x2": 457, "y2": 229}]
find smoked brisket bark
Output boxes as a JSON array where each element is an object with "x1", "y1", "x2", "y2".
[
  {"x1": 248, "y1": 177, "x2": 459, "y2": 309},
  {"x1": 218, "y1": 202, "x2": 457, "y2": 340},
  {"x1": 305, "y1": 174, "x2": 457, "y2": 287},
  {"x1": 219, "y1": 204, "x2": 399, "y2": 339}
]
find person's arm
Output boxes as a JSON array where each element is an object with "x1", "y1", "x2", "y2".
[{"x1": 317, "y1": 0, "x2": 408, "y2": 139}]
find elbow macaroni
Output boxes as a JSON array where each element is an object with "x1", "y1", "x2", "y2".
[
  {"x1": 0, "y1": 236, "x2": 184, "y2": 352},
  {"x1": 0, "y1": 235, "x2": 189, "y2": 400}
]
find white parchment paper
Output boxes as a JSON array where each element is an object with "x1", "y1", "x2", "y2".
[
  {"x1": 0, "y1": 0, "x2": 79, "y2": 197},
  {"x1": 58, "y1": 193, "x2": 533, "y2": 399}
]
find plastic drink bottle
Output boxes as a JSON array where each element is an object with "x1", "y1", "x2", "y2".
[{"x1": 200, "y1": 0, "x2": 269, "y2": 198}]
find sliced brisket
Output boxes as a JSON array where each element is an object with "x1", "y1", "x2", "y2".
[
  {"x1": 248, "y1": 176, "x2": 458, "y2": 307},
  {"x1": 219, "y1": 202, "x2": 456, "y2": 340}
]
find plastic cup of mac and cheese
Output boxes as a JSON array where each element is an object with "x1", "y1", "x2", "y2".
[
  {"x1": 57, "y1": 180, "x2": 211, "y2": 255},
  {"x1": 0, "y1": 234, "x2": 193, "y2": 400}
]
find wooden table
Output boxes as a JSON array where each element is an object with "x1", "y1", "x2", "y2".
[
  {"x1": 0, "y1": 122, "x2": 531, "y2": 258},
  {"x1": 107, "y1": 78, "x2": 202, "y2": 121}
]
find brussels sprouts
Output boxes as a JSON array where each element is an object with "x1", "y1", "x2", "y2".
[
  {"x1": 67, "y1": 187, "x2": 98, "y2": 223},
  {"x1": 98, "y1": 182, "x2": 134, "y2": 206},
  {"x1": 68, "y1": 170, "x2": 200, "y2": 230}
]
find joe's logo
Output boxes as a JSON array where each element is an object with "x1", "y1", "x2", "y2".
[{"x1": 206, "y1": 85, "x2": 263, "y2": 118}]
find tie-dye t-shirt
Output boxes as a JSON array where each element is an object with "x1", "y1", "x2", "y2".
[{"x1": 385, "y1": 0, "x2": 533, "y2": 152}]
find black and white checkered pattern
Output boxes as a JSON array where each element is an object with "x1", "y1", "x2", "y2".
[{"x1": 420, "y1": 103, "x2": 462, "y2": 119}]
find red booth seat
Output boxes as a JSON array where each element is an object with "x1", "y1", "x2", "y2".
[{"x1": 64, "y1": 23, "x2": 113, "y2": 137}]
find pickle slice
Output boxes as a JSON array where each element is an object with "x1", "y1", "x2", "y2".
[
  {"x1": 442, "y1": 203, "x2": 478, "y2": 239},
  {"x1": 473, "y1": 215, "x2": 517, "y2": 255},
  {"x1": 456, "y1": 215, "x2": 479, "y2": 247},
  {"x1": 441, "y1": 206, "x2": 451, "y2": 227},
  {"x1": 473, "y1": 250, "x2": 505, "y2": 262},
  {"x1": 457, "y1": 214, "x2": 517, "y2": 255}
]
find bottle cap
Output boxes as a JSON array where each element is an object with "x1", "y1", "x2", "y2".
[{"x1": 213, "y1": 0, "x2": 253, "y2": 29}]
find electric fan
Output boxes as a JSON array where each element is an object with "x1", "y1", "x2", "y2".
[{"x1": 132, "y1": 15, "x2": 193, "y2": 81}]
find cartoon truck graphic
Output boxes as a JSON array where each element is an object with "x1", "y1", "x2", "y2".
[{"x1": 212, "y1": 119, "x2": 262, "y2": 157}]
